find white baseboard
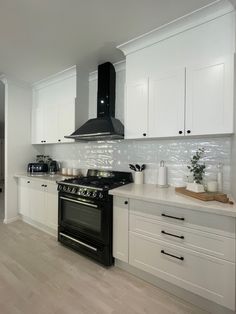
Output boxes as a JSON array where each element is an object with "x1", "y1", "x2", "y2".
[
  {"x1": 4, "y1": 215, "x2": 20, "y2": 224},
  {"x1": 115, "y1": 260, "x2": 234, "y2": 314}
]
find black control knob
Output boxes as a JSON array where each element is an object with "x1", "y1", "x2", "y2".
[
  {"x1": 92, "y1": 191, "x2": 97, "y2": 198},
  {"x1": 87, "y1": 191, "x2": 91, "y2": 197},
  {"x1": 58, "y1": 185, "x2": 62, "y2": 191},
  {"x1": 63, "y1": 186, "x2": 67, "y2": 191},
  {"x1": 67, "y1": 187, "x2": 72, "y2": 193},
  {"x1": 99, "y1": 193, "x2": 103, "y2": 199},
  {"x1": 82, "y1": 190, "x2": 87, "y2": 196}
]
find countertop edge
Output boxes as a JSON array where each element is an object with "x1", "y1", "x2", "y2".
[
  {"x1": 14, "y1": 173, "x2": 67, "y2": 184},
  {"x1": 109, "y1": 184, "x2": 236, "y2": 218}
]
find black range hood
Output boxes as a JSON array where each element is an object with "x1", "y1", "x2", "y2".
[{"x1": 65, "y1": 62, "x2": 124, "y2": 141}]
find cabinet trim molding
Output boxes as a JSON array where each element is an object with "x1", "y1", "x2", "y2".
[
  {"x1": 118, "y1": 1, "x2": 234, "y2": 56},
  {"x1": 32, "y1": 65, "x2": 76, "y2": 90}
]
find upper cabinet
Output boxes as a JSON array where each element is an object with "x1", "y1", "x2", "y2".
[
  {"x1": 32, "y1": 66, "x2": 76, "y2": 144},
  {"x1": 118, "y1": 4, "x2": 235, "y2": 139}
]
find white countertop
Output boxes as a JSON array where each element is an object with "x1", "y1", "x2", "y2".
[
  {"x1": 14, "y1": 173, "x2": 71, "y2": 183},
  {"x1": 109, "y1": 183, "x2": 236, "y2": 217}
]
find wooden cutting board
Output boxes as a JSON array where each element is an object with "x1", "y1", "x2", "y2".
[{"x1": 175, "y1": 187, "x2": 234, "y2": 204}]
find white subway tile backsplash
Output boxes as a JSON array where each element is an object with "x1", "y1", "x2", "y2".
[{"x1": 44, "y1": 136, "x2": 231, "y2": 192}]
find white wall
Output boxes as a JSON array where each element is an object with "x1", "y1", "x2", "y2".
[{"x1": 2, "y1": 77, "x2": 41, "y2": 222}]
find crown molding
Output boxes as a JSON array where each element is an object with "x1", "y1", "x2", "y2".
[
  {"x1": 32, "y1": 65, "x2": 76, "y2": 90},
  {"x1": 118, "y1": 0, "x2": 234, "y2": 56}
]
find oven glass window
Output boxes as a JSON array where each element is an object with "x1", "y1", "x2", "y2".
[{"x1": 61, "y1": 198, "x2": 101, "y2": 233}]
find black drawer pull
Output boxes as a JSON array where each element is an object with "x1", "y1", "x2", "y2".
[
  {"x1": 162, "y1": 213, "x2": 185, "y2": 221},
  {"x1": 27, "y1": 181, "x2": 30, "y2": 184},
  {"x1": 124, "y1": 201, "x2": 128, "y2": 205},
  {"x1": 161, "y1": 250, "x2": 184, "y2": 261},
  {"x1": 161, "y1": 230, "x2": 184, "y2": 239}
]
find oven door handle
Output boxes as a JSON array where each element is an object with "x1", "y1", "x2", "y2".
[
  {"x1": 60, "y1": 196, "x2": 98, "y2": 208},
  {"x1": 59, "y1": 233, "x2": 97, "y2": 252}
]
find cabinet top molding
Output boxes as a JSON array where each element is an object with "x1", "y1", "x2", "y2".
[
  {"x1": 117, "y1": 0, "x2": 234, "y2": 56},
  {"x1": 32, "y1": 65, "x2": 76, "y2": 90}
]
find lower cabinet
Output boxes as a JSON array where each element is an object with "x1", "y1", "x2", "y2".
[
  {"x1": 18, "y1": 178, "x2": 58, "y2": 232},
  {"x1": 113, "y1": 197, "x2": 129, "y2": 262},
  {"x1": 113, "y1": 196, "x2": 236, "y2": 310}
]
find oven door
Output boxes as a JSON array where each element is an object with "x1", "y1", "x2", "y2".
[{"x1": 58, "y1": 193, "x2": 110, "y2": 244}]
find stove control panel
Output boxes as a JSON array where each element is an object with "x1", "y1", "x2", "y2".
[{"x1": 58, "y1": 184, "x2": 106, "y2": 200}]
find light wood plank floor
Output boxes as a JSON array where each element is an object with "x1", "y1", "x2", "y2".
[{"x1": 0, "y1": 221, "x2": 208, "y2": 314}]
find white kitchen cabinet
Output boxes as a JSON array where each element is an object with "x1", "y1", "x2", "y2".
[
  {"x1": 185, "y1": 57, "x2": 234, "y2": 136},
  {"x1": 32, "y1": 66, "x2": 76, "y2": 144},
  {"x1": 45, "y1": 183, "x2": 58, "y2": 230},
  {"x1": 120, "y1": 11, "x2": 235, "y2": 139},
  {"x1": 113, "y1": 196, "x2": 236, "y2": 310},
  {"x1": 18, "y1": 178, "x2": 31, "y2": 217},
  {"x1": 30, "y1": 180, "x2": 47, "y2": 225},
  {"x1": 113, "y1": 197, "x2": 129, "y2": 262},
  {"x1": 125, "y1": 79, "x2": 149, "y2": 139},
  {"x1": 149, "y1": 68, "x2": 185, "y2": 138},
  {"x1": 18, "y1": 178, "x2": 58, "y2": 233},
  {"x1": 129, "y1": 232, "x2": 235, "y2": 310}
]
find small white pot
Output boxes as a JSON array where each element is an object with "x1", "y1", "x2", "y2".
[
  {"x1": 134, "y1": 172, "x2": 144, "y2": 184},
  {"x1": 186, "y1": 182, "x2": 205, "y2": 193}
]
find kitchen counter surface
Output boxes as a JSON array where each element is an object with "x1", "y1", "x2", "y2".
[
  {"x1": 109, "y1": 183, "x2": 236, "y2": 217},
  {"x1": 14, "y1": 173, "x2": 73, "y2": 183}
]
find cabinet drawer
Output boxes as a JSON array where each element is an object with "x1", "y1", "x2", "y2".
[
  {"x1": 129, "y1": 232, "x2": 235, "y2": 310},
  {"x1": 130, "y1": 213, "x2": 235, "y2": 262},
  {"x1": 130, "y1": 199, "x2": 235, "y2": 237}
]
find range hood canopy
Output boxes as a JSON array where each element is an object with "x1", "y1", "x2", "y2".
[{"x1": 65, "y1": 62, "x2": 124, "y2": 141}]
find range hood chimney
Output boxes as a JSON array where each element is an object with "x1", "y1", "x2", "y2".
[{"x1": 65, "y1": 62, "x2": 124, "y2": 141}]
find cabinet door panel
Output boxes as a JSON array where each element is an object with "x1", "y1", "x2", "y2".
[
  {"x1": 58, "y1": 101, "x2": 75, "y2": 143},
  {"x1": 149, "y1": 69, "x2": 185, "y2": 138},
  {"x1": 125, "y1": 79, "x2": 148, "y2": 139},
  {"x1": 45, "y1": 183, "x2": 58, "y2": 230},
  {"x1": 30, "y1": 181, "x2": 45, "y2": 225},
  {"x1": 18, "y1": 179, "x2": 31, "y2": 217},
  {"x1": 32, "y1": 103, "x2": 45, "y2": 144},
  {"x1": 113, "y1": 197, "x2": 129, "y2": 262},
  {"x1": 186, "y1": 57, "x2": 234, "y2": 135},
  {"x1": 44, "y1": 102, "x2": 58, "y2": 144}
]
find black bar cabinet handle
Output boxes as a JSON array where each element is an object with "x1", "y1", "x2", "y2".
[
  {"x1": 161, "y1": 213, "x2": 185, "y2": 221},
  {"x1": 161, "y1": 250, "x2": 184, "y2": 261},
  {"x1": 161, "y1": 230, "x2": 184, "y2": 239}
]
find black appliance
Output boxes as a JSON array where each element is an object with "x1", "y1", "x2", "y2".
[
  {"x1": 27, "y1": 163, "x2": 48, "y2": 174},
  {"x1": 65, "y1": 62, "x2": 124, "y2": 141},
  {"x1": 57, "y1": 169, "x2": 132, "y2": 266},
  {"x1": 48, "y1": 160, "x2": 60, "y2": 174}
]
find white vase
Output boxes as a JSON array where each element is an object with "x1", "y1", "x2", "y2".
[
  {"x1": 186, "y1": 182, "x2": 205, "y2": 193},
  {"x1": 134, "y1": 172, "x2": 144, "y2": 184}
]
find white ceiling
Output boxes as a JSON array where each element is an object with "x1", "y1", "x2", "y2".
[{"x1": 0, "y1": 0, "x2": 218, "y2": 83}]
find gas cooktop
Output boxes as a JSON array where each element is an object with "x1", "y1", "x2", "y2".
[{"x1": 57, "y1": 169, "x2": 133, "y2": 199}]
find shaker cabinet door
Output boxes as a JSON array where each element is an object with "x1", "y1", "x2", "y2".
[
  {"x1": 29, "y1": 181, "x2": 46, "y2": 225},
  {"x1": 58, "y1": 101, "x2": 75, "y2": 143},
  {"x1": 125, "y1": 79, "x2": 149, "y2": 139},
  {"x1": 149, "y1": 68, "x2": 185, "y2": 138},
  {"x1": 44, "y1": 183, "x2": 58, "y2": 230},
  {"x1": 185, "y1": 56, "x2": 234, "y2": 136},
  {"x1": 32, "y1": 103, "x2": 45, "y2": 144}
]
